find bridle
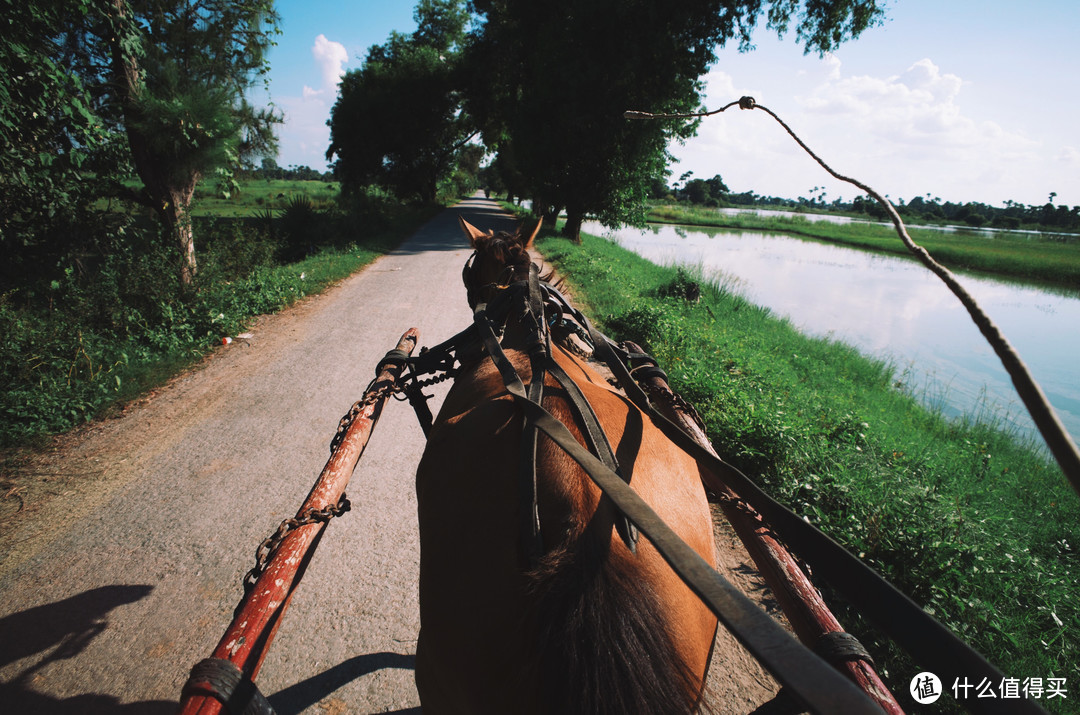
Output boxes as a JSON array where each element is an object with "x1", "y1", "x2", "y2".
[{"x1": 460, "y1": 251, "x2": 639, "y2": 563}]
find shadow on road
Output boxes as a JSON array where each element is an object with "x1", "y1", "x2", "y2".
[
  {"x1": 388, "y1": 198, "x2": 521, "y2": 256},
  {"x1": 0, "y1": 584, "x2": 174, "y2": 713},
  {"x1": 268, "y1": 651, "x2": 416, "y2": 715},
  {"x1": 0, "y1": 683, "x2": 176, "y2": 715}
]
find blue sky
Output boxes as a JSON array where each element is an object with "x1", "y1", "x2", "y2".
[{"x1": 261, "y1": 0, "x2": 1079, "y2": 207}]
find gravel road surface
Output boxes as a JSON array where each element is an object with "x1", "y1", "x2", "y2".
[{"x1": 0, "y1": 195, "x2": 781, "y2": 714}]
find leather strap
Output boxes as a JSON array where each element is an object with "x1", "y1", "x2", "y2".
[
  {"x1": 471, "y1": 308, "x2": 881, "y2": 714},
  {"x1": 519, "y1": 349, "x2": 546, "y2": 565},
  {"x1": 562, "y1": 297, "x2": 1047, "y2": 715},
  {"x1": 815, "y1": 631, "x2": 875, "y2": 667},
  {"x1": 423, "y1": 275, "x2": 1044, "y2": 714},
  {"x1": 545, "y1": 355, "x2": 638, "y2": 551}
]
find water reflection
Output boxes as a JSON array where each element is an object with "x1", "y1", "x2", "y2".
[{"x1": 586, "y1": 221, "x2": 1080, "y2": 446}]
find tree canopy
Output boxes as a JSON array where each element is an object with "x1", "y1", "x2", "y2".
[
  {"x1": 323, "y1": 1, "x2": 885, "y2": 233},
  {"x1": 326, "y1": 0, "x2": 476, "y2": 203},
  {"x1": 465, "y1": 0, "x2": 886, "y2": 240},
  {"x1": 0, "y1": 0, "x2": 124, "y2": 287},
  {"x1": 1, "y1": 0, "x2": 281, "y2": 290}
]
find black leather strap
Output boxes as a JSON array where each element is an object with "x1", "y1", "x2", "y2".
[
  {"x1": 814, "y1": 631, "x2": 875, "y2": 667},
  {"x1": 520, "y1": 349, "x2": 546, "y2": 565},
  {"x1": 565, "y1": 300, "x2": 1048, "y2": 715},
  {"x1": 545, "y1": 355, "x2": 638, "y2": 552},
  {"x1": 432, "y1": 275, "x2": 1045, "y2": 714},
  {"x1": 471, "y1": 302, "x2": 881, "y2": 714}
]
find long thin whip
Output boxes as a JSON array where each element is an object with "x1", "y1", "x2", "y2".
[{"x1": 626, "y1": 98, "x2": 1080, "y2": 496}]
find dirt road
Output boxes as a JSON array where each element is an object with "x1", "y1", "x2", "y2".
[{"x1": 0, "y1": 195, "x2": 780, "y2": 713}]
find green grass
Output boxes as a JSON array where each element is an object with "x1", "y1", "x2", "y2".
[
  {"x1": 1, "y1": 191, "x2": 437, "y2": 446},
  {"x1": 649, "y1": 203, "x2": 1080, "y2": 291},
  {"x1": 192, "y1": 179, "x2": 342, "y2": 218},
  {"x1": 535, "y1": 226, "x2": 1079, "y2": 713}
]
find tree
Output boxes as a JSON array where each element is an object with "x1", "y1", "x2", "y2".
[
  {"x1": 327, "y1": 0, "x2": 476, "y2": 203},
  {"x1": 105, "y1": 0, "x2": 280, "y2": 286},
  {"x1": 705, "y1": 174, "x2": 730, "y2": 200},
  {"x1": 0, "y1": 0, "x2": 127, "y2": 290},
  {"x1": 685, "y1": 179, "x2": 711, "y2": 204},
  {"x1": 466, "y1": 0, "x2": 885, "y2": 241},
  {"x1": 259, "y1": 157, "x2": 283, "y2": 180}
]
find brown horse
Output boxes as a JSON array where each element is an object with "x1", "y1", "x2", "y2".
[{"x1": 414, "y1": 218, "x2": 719, "y2": 714}]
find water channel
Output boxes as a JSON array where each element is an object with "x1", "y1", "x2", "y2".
[{"x1": 583, "y1": 220, "x2": 1080, "y2": 448}]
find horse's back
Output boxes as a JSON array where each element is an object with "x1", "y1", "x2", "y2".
[{"x1": 414, "y1": 346, "x2": 717, "y2": 713}]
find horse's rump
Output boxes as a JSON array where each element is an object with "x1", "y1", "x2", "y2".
[{"x1": 415, "y1": 344, "x2": 717, "y2": 713}]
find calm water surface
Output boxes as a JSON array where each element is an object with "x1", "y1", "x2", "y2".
[{"x1": 584, "y1": 221, "x2": 1080, "y2": 447}]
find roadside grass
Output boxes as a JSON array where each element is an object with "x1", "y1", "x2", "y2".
[
  {"x1": 649, "y1": 203, "x2": 1080, "y2": 291},
  {"x1": 0, "y1": 192, "x2": 437, "y2": 447},
  {"x1": 191, "y1": 179, "x2": 342, "y2": 218},
  {"x1": 535, "y1": 227, "x2": 1080, "y2": 712}
]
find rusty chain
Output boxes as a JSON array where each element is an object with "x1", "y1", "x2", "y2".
[
  {"x1": 712, "y1": 489, "x2": 816, "y2": 581},
  {"x1": 328, "y1": 380, "x2": 402, "y2": 456},
  {"x1": 328, "y1": 369, "x2": 458, "y2": 456},
  {"x1": 238, "y1": 493, "x2": 352, "y2": 608}
]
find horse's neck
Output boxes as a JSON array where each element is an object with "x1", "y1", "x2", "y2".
[{"x1": 499, "y1": 317, "x2": 541, "y2": 352}]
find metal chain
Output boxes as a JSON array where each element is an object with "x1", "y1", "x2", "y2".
[
  {"x1": 239, "y1": 493, "x2": 352, "y2": 604},
  {"x1": 328, "y1": 369, "x2": 458, "y2": 455},
  {"x1": 232, "y1": 353, "x2": 462, "y2": 610},
  {"x1": 328, "y1": 381, "x2": 401, "y2": 456},
  {"x1": 404, "y1": 369, "x2": 458, "y2": 393}
]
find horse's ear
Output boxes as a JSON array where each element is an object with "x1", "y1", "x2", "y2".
[
  {"x1": 459, "y1": 216, "x2": 488, "y2": 247},
  {"x1": 523, "y1": 218, "x2": 542, "y2": 251}
]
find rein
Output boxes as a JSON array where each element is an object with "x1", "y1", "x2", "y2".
[{"x1": 400, "y1": 256, "x2": 1046, "y2": 714}]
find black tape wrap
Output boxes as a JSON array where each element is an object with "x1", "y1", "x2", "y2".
[
  {"x1": 814, "y1": 631, "x2": 875, "y2": 667},
  {"x1": 182, "y1": 658, "x2": 275, "y2": 715},
  {"x1": 377, "y1": 348, "x2": 410, "y2": 376}
]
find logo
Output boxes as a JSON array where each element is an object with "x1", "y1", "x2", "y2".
[{"x1": 911, "y1": 672, "x2": 943, "y2": 704}]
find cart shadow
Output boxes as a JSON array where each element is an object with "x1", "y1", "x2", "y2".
[
  {"x1": 0, "y1": 584, "x2": 174, "y2": 713},
  {"x1": 267, "y1": 651, "x2": 418, "y2": 715}
]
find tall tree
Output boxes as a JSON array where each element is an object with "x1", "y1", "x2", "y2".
[
  {"x1": 326, "y1": 0, "x2": 475, "y2": 203},
  {"x1": 105, "y1": 0, "x2": 280, "y2": 286},
  {"x1": 467, "y1": 0, "x2": 885, "y2": 240}
]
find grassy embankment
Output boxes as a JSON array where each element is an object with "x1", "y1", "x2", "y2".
[
  {"x1": 534, "y1": 226, "x2": 1079, "y2": 712},
  {"x1": 1, "y1": 181, "x2": 435, "y2": 446},
  {"x1": 190, "y1": 178, "x2": 342, "y2": 217},
  {"x1": 649, "y1": 203, "x2": 1080, "y2": 292}
]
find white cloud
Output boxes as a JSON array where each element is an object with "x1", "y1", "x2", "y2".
[
  {"x1": 269, "y1": 35, "x2": 351, "y2": 170},
  {"x1": 1057, "y1": 146, "x2": 1080, "y2": 166},
  {"x1": 312, "y1": 34, "x2": 349, "y2": 90},
  {"x1": 276, "y1": 92, "x2": 334, "y2": 167},
  {"x1": 671, "y1": 56, "x2": 1063, "y2": 206}
]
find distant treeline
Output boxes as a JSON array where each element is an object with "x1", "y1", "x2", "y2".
[
  {"x1": 661, "y1": 174, "x2": 1080, "y2": 232},
  {"x1": 245, "y1": 158, "x2": 334, "y2": 183}
]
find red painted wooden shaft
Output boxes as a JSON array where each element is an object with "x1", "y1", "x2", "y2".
[
  {"x1": 180, "y1": 328, "x2": 419, "y2": 715},
  {"x1": 625, "y1": 341, "x2": 904, "y2": 715}
]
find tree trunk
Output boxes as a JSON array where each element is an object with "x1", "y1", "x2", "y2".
[
  {"x1": 108, "y1": 0, "x2": 199, "y2": 287},
  {"x1": 562, "y1": 207, "x2": 584, "y2": 244},
  {"x1": 163, "y1": 184, "x2": 199, "y2": 287}
]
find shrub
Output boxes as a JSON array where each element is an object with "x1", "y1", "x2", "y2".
[{"x1": 278, "y1": 194, "x2": 320, "y2": 261}]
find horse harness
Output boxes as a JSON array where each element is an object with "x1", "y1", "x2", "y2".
[
  {"x1": 377, "y1": 251, "x2": 1045, "y2": 715},
  {"x1": 400, "y1": 254, "x2": 644, "y2": 564}
]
